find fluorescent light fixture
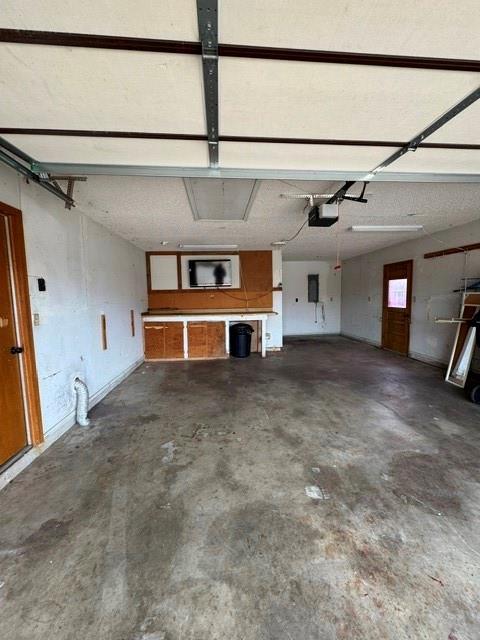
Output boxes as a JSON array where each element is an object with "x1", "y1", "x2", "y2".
[
  {"x1": 350, "y1": 225, "x2": 423, "y2": 232},
  {"x1": 271, "y1": 241, "x2": 287, "y2": 246},
  {"x1": 177, "y1": 243, "x2": 238, "y2": 250}
]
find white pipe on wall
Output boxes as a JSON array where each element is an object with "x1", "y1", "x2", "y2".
[{"x1": 74, "y1": 378, "x2": 91, "y2": 427}]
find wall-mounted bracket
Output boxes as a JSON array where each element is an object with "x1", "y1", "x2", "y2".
[
  {"x1": 0, "y1": 138, "x2": 75, "y2": 207},
  {"x1": 49, "y1": 175, "x2": 87, "y2": 209}
]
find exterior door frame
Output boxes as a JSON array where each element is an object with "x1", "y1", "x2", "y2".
[
  {"x1": 0, "y1": 201, "x2": 43, "y2": 446},
  {"x1": 381, "y1": 259, "x2": 413, "y2": 356}
]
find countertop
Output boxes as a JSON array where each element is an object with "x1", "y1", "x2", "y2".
[{"x1": 143, "y1": 308, "x2": 275, "y2": 316}]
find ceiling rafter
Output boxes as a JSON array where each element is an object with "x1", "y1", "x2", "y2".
[
  {"x1": 0, "y1": 28, "x2": 479, "y2": 72},
  {"x1": 1, "y1": 129, "x2": 479, "y2": 151}
]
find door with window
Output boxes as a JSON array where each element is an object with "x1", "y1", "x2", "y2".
[
  {"x1": 0, "y1": 213, "x2": 28, "y2": 466},
  {"x1": 382, "y1": 260, "x2": 413, "y2": 355}
]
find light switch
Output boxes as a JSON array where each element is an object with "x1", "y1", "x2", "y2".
[{"x1": 33, "y1": 313, "x2": 40, "y2": 326}]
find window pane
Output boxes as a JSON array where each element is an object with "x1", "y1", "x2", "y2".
[{"x1": 388, "y1": 278, "x2": 408, "y2": 308}]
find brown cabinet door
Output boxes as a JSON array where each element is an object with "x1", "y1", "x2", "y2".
[
  {"x1": 382, "y1": 260, "x2": 413, "y2": 355},
  {"x1": 206, "y1": 322, "x2": 226, "y2": 357},
  {"x1": 164, "y1": 322, "x2": 184, "y2": 358},
  {"x1": 187, "y1": 322, "x2": 207, "y2": 358},
  {"x1": 144, "y1": 323, "x2": 165, "y2": 359}
]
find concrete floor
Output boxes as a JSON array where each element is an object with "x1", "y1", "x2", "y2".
[{"x1": 0, "y1": 337, "x2": 479, "y2": 640}]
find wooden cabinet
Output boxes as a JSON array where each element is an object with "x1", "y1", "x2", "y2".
[
  {"x1": 144, "y1": 320, "x2": 227, "y2": 360},
  {"x1": 187, "y1": 321, "x2": 226, "y2": 358},
  {"x1": 164, "y1": 322, "x2": 184, "y2": 358},
  {"x1": 144, "y1": 322, "x2": 165, "y2": 359},
  {"x1": 144, "y1": 322, "x2": 183, "y2": 359},
  {"x1": 206, "y1": 322, "x2": 226, "y2": 357},
  {"x1": 187, "y1": 322, "x2": 207, "y2": 358}
]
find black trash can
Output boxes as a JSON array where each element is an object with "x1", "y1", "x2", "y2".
[{"x1": 230, "y1": 323, "x2": 254, "y2": 358}]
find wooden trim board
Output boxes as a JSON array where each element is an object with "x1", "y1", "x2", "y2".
[
  {"x1": 424, "y1": 242, "x2": 480, "y2": 259},
  {"x1": 130, "y1": 309, "x2": 135, "y2": 337},
  {"x1": 101, "y1": 314, "x2": 108, "y2": 350}
]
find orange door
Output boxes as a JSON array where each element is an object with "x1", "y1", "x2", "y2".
[
  {"x1": 0, "y1": 215, "x2": 28, "y2": 465},
  {"x1": 382, "y1": 260, "x2": 413, "y2": 355}
]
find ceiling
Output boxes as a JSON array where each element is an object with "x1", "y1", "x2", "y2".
[
  {"x1": 72, "y1": 177, "x2": 480, "y2": 260},
  {"x1": 1, "y1": 0, "x2": 478, "y2": 57},
  {"x1": 0, "y1": 0, "x2": 479, "y2": 172},
  {"x1": 0, "y1": 1, "x2": 479, "y2": 259}
]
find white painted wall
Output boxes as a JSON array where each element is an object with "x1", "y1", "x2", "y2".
[
  {"x1": 0, "y1": 164, "x2": 147, "y2": 442},
  {"x1": 282, "y1": 260, "x2": 341, "y2": 336},
  {"x1": 341, "y1": 219, "x2": 480, "y2": 366},
  {"x1": 266, "y1": 249, "x2": 283, "y2": 349}
]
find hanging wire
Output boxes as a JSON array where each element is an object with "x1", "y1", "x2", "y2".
[
  {"x1": 280, "y1": 200, "x2": 315, "y2": 243},
  {"x1": 279, "y1": 179, "x2": 311, "y2": 192},
  {"x1": 420, "y1": 226, "x2": 470, "y2": 254}
]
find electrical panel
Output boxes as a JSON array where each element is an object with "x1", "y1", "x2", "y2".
[{"x1": 308, "y1": 274, "x2": 319, "y2": 303}]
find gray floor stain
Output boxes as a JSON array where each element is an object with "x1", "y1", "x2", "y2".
[{"x1": 390, "y1": 451, "x2": 462, "y2": 515}]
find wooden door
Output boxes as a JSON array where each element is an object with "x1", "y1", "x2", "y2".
[
  {"x1": 187, "y1": 322, "x2": 207, "y2": 358},
  {"x1": 206, "y1": 322, "x2": 226, "y2": 357},
  {"x1": 382, "y1": 260, "x2": 413, "y2": 355},
  {"x1": 0, "y1": 215, "x2": 28, "y2": 465},
  {"x1": 164, "y1": 322, "x2": 184, "y2": 358}
]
